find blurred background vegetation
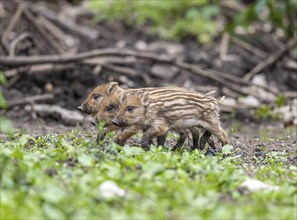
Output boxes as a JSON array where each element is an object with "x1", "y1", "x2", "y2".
[
  {"x1": 0, "y1": 72, "x2": 14, "y2": 137},
  {"x1": 88, "y1": 0, "x2": 297, "y2": 44}
]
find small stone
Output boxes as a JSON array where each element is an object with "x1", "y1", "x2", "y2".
[
  {"x1": 239, "y1": 179, "x2": 279, "y2": 193},
  {"x1": 252, "y1": 74, "x2": 268, "y2": 87},
  {"x1": 151, "y1": 64, "x2": 178, "y2": 80},
  {"x1": 44, "y1": 168, "x2": 58, "y2": 177},
  {"x1": 239, "y1": 95, "x2": 260, "y2": 107},
  {"x1": 98, "y1": 181, "x2": 126, "y2": 199},
  {"x1": 135, "y1": 164, "x2": 142, "y2": 170},
  {"x1": 221, "y1": 97, "x2": 237, "y2": 107},
  {"x1": 254, "y1": 147, "x2": 261, "y2": 152},
  {"x1": 255, "y1": 152, "x2": 266, "y2": 158},
  {"x1": 45, "y1": 82, "x2": 53, "y2": 92},
  {"x1": 147, "y1": 41, "x2": 184, "y2": 55},
  {"x1": 205, "y1": 148, "x2": 216, "y2": 157},
  {"x1": 255, "y1": 145, "x2": 264, "y2": 152},
  {"x1": 135, "y1": 40, "x2": 147, "y2": 50},
  {"x1": 115, "y1": 40, "x2": 126, "y2": 48}
]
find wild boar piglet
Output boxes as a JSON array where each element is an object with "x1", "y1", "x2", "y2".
[
  {"x1": 93, "y1": 87, "x2": 204, "y2": 149},
  {"x1": 79, "y1": 81, "x2": 216, "y2": 150},
  {"x1": 113, "y1": 90, "x2": 228, "y2": 150},
  {"x1": 78, "y1": 82, "x2": 121, "y2": 115}
]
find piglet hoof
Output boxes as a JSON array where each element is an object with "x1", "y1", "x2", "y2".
[
  {"x1": 115, "y1": 138, "x2": 125, "y2": 146},
  {"x1": 172, "y1": 144, "x2": 181, "y2": 151},
  {"x1": 205, "y1": 148, "x2": 216, "y2": 157},
  {"x1": 96, "y1": 132, "x2": 106, "y2": 143},
  {"x1": 141, "y1": 145, "x2": 150, "y2": 151}
]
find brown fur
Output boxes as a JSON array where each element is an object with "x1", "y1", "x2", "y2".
[
  {"x1": 114, "y1": 90, "x2": 228, "y2": 150},
  {"x1": 79, "y1": 82, "x2": 216, "y2": 149},
  {"x1": 78, "y1": 82, "x2": 121, "y2": 116}
]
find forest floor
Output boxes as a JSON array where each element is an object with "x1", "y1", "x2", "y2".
[
  {"x1": 7, "y1": 116, "x2": 297, "y2": 167},
  {"x1": 1, "y1": 1, "x2": 297, "y2": 219}
]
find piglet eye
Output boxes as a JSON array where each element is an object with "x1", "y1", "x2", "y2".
[
  {"x1": 93, "y1": 94, "x2": 101, "y2": 100},
  {"x1": 126, "y1": 106, "x2": 135, "y2": 113},
  {"x1": 106, "y1": 105, "x2": 114, "y2": 113}
]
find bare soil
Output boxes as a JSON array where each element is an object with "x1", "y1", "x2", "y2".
[
  {"x1": 6, "y1": 117, "x2": 296, "y2": 166},
  {"x1": 1, "y1": 1, "x2": 296, "y2": 166}
]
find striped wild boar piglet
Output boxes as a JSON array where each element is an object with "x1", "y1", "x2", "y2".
[
  {"x1": 79, "y1": 82, "x2": 216, "y2": 149},
  {"x1": 78, "y1": 82, "x2": 121, "y2": 116},
  {"x1": 92, "y1": 87, "x2": 209, "y2": 149},
  {"x1": 112, "y1": 90, "x2": 228, "y2": 151}
]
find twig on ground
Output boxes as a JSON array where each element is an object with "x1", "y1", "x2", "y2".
[
  {"x1": 101, "y1": 63, "x2": 137, "y2": 77},
  {"x1": 31, "y1": 6, "x2": 99, "y2": 40},
  {"x1": 231, "y1": 37, "x2": 267, "y2": 59},
  {"x1": 283, "y1": 91, "x2": 297, "y2": 99},
  {"x1": 82, "y1": 56, "x2": 139, "y2": 65},
  {"x1": 23, "y1": 9, "x2": 63, "y2": 54},
  {"x1": 4, "y1": 63, "x2": 77, "y2": 77},
  {"x1": 24, "y1": 104, "x2": 84, "y2": 125},
  {"x1": 0, "y1": 47, "x2": 276, "y2": 102},
  {"x1": 7, "y1": 74, "x2": 21, "y2": 89},
  {"x1": 175, "y1": 61, "x2": 273, "y2": 102},
  {"x1": 282, "y1": 59, "x2": 297, "y2": 71},
  {"x1": 220, "y1": 1, "x2": 245, "y2": 12},
  {"x1": 0, "y1": 48, "x2": 175, "y2": 65},
  {"x1": 8, "y1": 94, "x2": 54, "y2": 108},
  {"x1": 244, "y1": 38, "x2": 297, "y2": 81},
  {"x1": 9, "y1": 32, "x2": 32, "y2": 56},
  {"x1": 37, "y1": 16, "x2": 69, "y2": 51},
  {"x1": 209, "y1": 68, "x2": 278, "y2": 95},
  {"x1": 219, "y1": 33, "x2": 238, "y2": 61},
  {"x1": 1, "y1": 2, "x2": 25, "y2": 53}
]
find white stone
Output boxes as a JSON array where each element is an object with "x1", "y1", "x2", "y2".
[
  {"x1": 147, "y1": 41, "x2": 184, "y2": 55},
  {"x1": 98, "y1": 181, "x2": 126, "y2": 198},
  {"x1": 239, "y1": 179, "x2": 279, "y2": 192},
  {"x1": 239, "y1": 95, "x2": 260, "y2": 107},
  {"x1": 115, "y1": 40, "x2": 126, "y2": 48},
  {"x1": 135, "y1": 40, "x2": 147, "y2": 50},
  {"x1": 252, "y1": 74, "x2": 268, "y2": 87},
  {"x1": 151, "y1": 64, "x2": 178, "y2": 80},
  {"x1": 221, "y1": 97, "x2": 237, "y2": 107}
]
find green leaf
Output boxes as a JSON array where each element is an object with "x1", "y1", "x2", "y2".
[
  {"x1": 122, "y1": 146, "x2": 144, "y2": 156},
  {"x1": 275, "y1": 95, "x2": 286, "y2": 107},
  {"x1": 18, "y1": 134, "x2": 35, "y2": 147},
  {"x1": 0, "y1": 117, "x2": 14, "y2": 137},
  {"x1": 42, "y1": 185, "x2": 66, "y2": 203},
  {"x1": 0, "y1": 92, "x2": 8, "y2": 109},
  {"x1": 78, "y1": 154, "x2": 94, "y2": 167},
  {"x1": 0, "y1": 72, "x2": 7, "y2": 85},
  {"x1": 11, "y1": 148, "x2": 24, "y2": 159},
  {"x1": 43, "y1": 204, "x2": 65, "y2": 220},
  {"x1": 222, "y1": 144, "x2": 234, "y2": 155},
  {"x1": 256, "y1": 105, "x2": 271, "y2": 119}
]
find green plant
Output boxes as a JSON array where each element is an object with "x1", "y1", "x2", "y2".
[
  {"x1": 88, "y1": 0, "x2": 220, "y2": 43},
  {"x1": 275, "y1": 95, "x2": 286, "y2": 107},
  {"x1": 255, "y1": 104, "x2": 279, "y2": 120},
  {"x1": 88, "y1": 0, "x2": 296, "y2": 43},
  {"x1": 227, "y1": 0, "x2": 297, "y2": 39},
  {"x1": 1, "y1": 132, "x2": 296, "y2": 219},
  {"x1": 0, "y1": 71, "x2": 14, "y2": 137}
]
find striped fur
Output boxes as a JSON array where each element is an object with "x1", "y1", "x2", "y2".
[
  {"x1": 79, "y1": 82, "x2": 217, "y2": 149},
  {"x1": 114, "y1": 89, "x2": 228, "y2": 150}
]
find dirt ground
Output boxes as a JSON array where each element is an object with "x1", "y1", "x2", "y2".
[
  {"x1": 1, "y1": 1, "x2": 296, "y2": 166},
  {"x1": 6, "y1": 115, "x2": 297, "y2": 166}
]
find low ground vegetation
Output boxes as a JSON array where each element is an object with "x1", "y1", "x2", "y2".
[{"x1": 1, "y1": 131, "x2": 296, "y2": 219}]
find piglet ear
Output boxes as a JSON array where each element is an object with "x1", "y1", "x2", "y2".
[
  {"x1": 139, "y1": 92, "x2": 150, "y2": 106},
  {"x1": 119, "y1": 92, "x2": 127, "y2": 103},
  {"x1": 107, "y1": 82, "x2": 119, "y2": 94}
]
